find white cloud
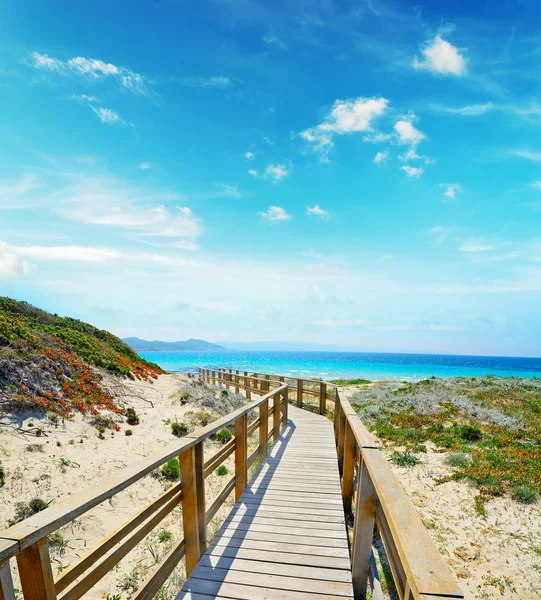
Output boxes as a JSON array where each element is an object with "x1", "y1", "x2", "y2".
[
  {"x1": 300, "y1": 97, "x2": 388, "y2": 162},
  {"x1": 306, "y1": 205, "x2": 329, "y2": 219},
  {"x1": 394, "y1": 118, "x2": 425, "y2": 146},
  {"x1": 244, "y1": 152, "x2": 254, "y2": 160},
  {"x1": 459, "y1": 241, "x2": 495, "y2": 252},
  {"x1": 40, "y1": 173, "x2": 202, "y2": 239},
  {"x1": 374, "y1": 150, "x2": 389, "y2": 165},
  {"x1": 363, "y1": 132, "x2": 394, "y2": 144},
  {"x1": 264, "y1": 164, "x2": 289, "y2": 182},
  {"x1": 263, "y1": 35, "x2": 288, "y2": 51},
  {"x1": 429, "y1": 226, "x2": 451, "y2": 244},
  {"x1": 248, "y1": 169, "x2": 258, "y2": 177},
  {"x1": 511, "y1": 150, "x2": 541, "y2": 162},
  {"x1": 173, "y1": 241, "x2": 199, "y2": 251},
  {"x1": 71, "y1": 94, "x2": 100, "y2": 103},
  {"x1": 439, "y1": 183, "x2": 463, "y2": 200},
  {"x1": 31, "y1": 52, "x2": 63, "y2": 72},
  {"x1": 412, "y1": 35, "x2": 467, "y2": 76},
  {"x1": 89, "y1": 106, "x2": 124, "y2": 124},
  {"x1": 11, "y1": 244, "x2": 120, "y2": 262},
  {"x1": 31, "y1": 52, "x2": 153, "y2": 96},
  {"x1": 401, "y1": 165, "x2": 423, "y2": 177},
  {"x1": 0, "y1": 174, "x2": 44, "y2": 207},
  {"x1": 181, "y1": 76, "x2": 232, "y2": 88},
  {"x1": 397, "y1": 149, "x2": 433, "y2": 164},
  {"x1": 530, "y1": 181, "x2": 541, "y2": 189},
  {"x1": 258, "y1": 206, "x2": 291, "y2": 221},
  {"x1": 0, "y1": 242, "x2": 34, "y2": 278},
  {"x1": 137, "y1": 162, "x2": 152, "y2": 170}
]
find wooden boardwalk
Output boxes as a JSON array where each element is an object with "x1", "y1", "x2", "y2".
[{"x1": 176, "y1": 405, "x2": 354, "y2": 599}]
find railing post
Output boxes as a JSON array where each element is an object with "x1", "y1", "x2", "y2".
[
  {"x1": 265, "y1": 374, "x2": 270, "y2": 392},
  {"x1": 297, "y1": 378, "x2": 303, "y2": 408},
  {"x1": 179, "y1": 445, "x2": 202, "y2": 576},
  {"x1": 279, "y1": 376, "x2": 285, "y2": 383},
  {"x1": 342, "y1": 420, "x2": 356, "y2": 514},
  {"x1": 245, "y1": 372, "x2": 251, "y2": 399},
  {"x1": 273, "y1": 391, "x2": 281, "y2": 442},
  {"x1": 319, "y1": 382, "x2": 327, "y2": 415},
  {"x1": 16, "y1": 538, "x2": 56, "y2": 600},
  {"x1": 282, "y1": 387, "x2": 289, "y2": 425},
  {"x1": 235, "y1": 370, "x2": 240, "y2": 394},
  {"x1": 351, "y1": 456, "x2": 376, "y2": 600},
  {"x1": 235, "y1": 414, "x2": 248, "y2": 501},
  {"x1": 259, "y1": 398, "x2": 269, "y2": 459},
  {"x1": 338, "y1": 405, "x2": 346, "y2": 471},
  {"x1": 0, "y1": 560, "x2": 16, "y2": 600},
  {"x1": 334, "y1": 393, "x2": 341, "y2": 443}
]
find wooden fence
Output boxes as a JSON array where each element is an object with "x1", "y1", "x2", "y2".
[
  {"x1": 0, "y1": 379, "x2": 288, "y2": 600},
  {"x1": 201, "y1": 367, "x2": 463, "y2": 600}
]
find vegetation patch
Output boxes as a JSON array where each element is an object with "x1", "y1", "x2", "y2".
[
  {"x1": 330, "y1": 378, "x2": 371, "y2": 385},
  {"x1": 0, "y1": 297, "x2": 163, "y2": 420},
  {"x1": 351, "y1": 376, "x2": 541, "y2": 511},
  {"x1": 161, "y1": 459, "x2": 180, "y2": 481},
  {"x1": 389, "y1": 451, "x2": 421, "y2": 467},
  {"x1": 216, "y1": 428, "x2": 233, "y2": 444}
]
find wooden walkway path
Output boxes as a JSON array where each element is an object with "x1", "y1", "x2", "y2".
[{"x1": 176, "y1": 405, "x2": 354, "y2": 599}]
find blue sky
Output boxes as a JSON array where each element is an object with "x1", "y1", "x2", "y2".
[{"x1": 1, "y1": 0, "x2": 540, "y2": 356}]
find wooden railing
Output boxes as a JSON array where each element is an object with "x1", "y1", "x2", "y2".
[
  {"x1": 198, "y1": 367, "x2": 336, "y2": 416},
  {"x1": 202, "y1": 367, "x2": 463, "y2": 600},
  {"x1": 0, "y1": 378, "x2": 288, "y2": 600}
]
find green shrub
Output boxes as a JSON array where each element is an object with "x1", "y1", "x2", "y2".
[
  {"x1": 0, "y1": 464, "x2": 4, "y2": 485},
  {"x1": 216, "y1": 465, "x2": 229, "y2": 476},
  {"x1": 157, "y1": 529, "x2": 172, "y2": 543},
  {"x1": 9, "y1": 497, "x2": 51, "y2": 525},
  {"x1": 171, "y1": 421, "x2": 188, "y2": 437},
  {"x1": 511, "y1": 485, "x2": 537, "y2": 504},
  {"x1": 124, "y1": 407, "x2": 139, "y2": 426},
  {"x1": 216, "y1": 428, "x2": 232, "y2": 444},
  {"x1": 97, "y1": 425, "x2": 105, "y2": 435},
  {"x1": 125, "y1": 429, "x2": 133, "y2": 436},
  {"x1": 459, "y1": 424, "x2": 482, "y2": 442},
  {"x1": 389, "y1": 451, "x2": 421, "y2": 467},
  {"x1": 161, "y1": 459, "x2": 180, "y2": 481},
  {"x1": 445, "y1": 452, "x2": 470, "y2": 467}
]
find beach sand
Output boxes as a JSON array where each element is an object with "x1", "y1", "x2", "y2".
[{"x1": 0, "y1": 373, "x2": 241, "y2": 599}]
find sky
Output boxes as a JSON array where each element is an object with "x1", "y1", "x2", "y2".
[{"x1": 1, "y1": 0, "x2": 540, "y2": 357}]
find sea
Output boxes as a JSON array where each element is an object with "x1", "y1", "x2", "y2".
[{"x1": 139, "y1": 350, "x2": 541, "y2": 382}]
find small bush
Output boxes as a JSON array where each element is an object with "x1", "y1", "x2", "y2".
[
  {"x1": 0, "y1": 464, "x2": 4, "y2": 485},
  {"x1": 445, "y1": 452, "x2": 470, "y2": 467},
  {"x1": 157, "y1": 529, "x2": 172, "y2": 543},
  {"x1": 124, "y1": 407, "x2": 139, "y2": 426},
  {"x1": 459, "y1": 424, "x2": 482, "y2": 442},
  {"x1": 216, "y1": 428, "x2": 232, "y2": 444},
  {"x1": 9, "y1": 497, "x2": 51, "y2": 525},
  {"x1": 171, "y1": 421, "x2": 188, "y2": 437},
  {"x1": 97, "y1": 425, "x2": 105, "y2": 435},
  {"x1": 511, "y1": 486, "x2": 537, "y2": 504},
  {"x1": 389, "y1": 451, "x2": 421, "y2": 468},
  {"x1": 161, "y1": 459, "x2": 180, "y2": 481},
  {"x1": 216, "y1": 465, "x2": 229, "y2": 476},
  {"x1": 125, "y1": 429, "x2": 133, "y2": 436}
]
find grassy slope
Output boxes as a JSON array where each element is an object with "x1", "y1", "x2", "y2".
[
  {"x1": 350, "y1": 376, "x2": 541, "y2": 512},
  {"x1": 0, "y1": 297, "x2": 164, "y2": 419}
]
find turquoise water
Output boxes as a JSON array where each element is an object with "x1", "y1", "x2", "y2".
[{"x1": 139, "y1": 350, "x2": 541, "y2": 381}]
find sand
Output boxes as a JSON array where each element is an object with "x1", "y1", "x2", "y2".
[
  {"x1": 0, "y1": 373, "x2": 242, "y2": 599},
  {"x1": 340, "y1": 385, "x2": 541, "y2": 600},
  {"x1": 1, "y1": 374, "x2": 538, "y2": 599}
]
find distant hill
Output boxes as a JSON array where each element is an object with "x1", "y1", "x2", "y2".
[
  {"x1": 0, "y1": 297, "x2": 163, "y2": 419},
  {"x1": 124, "y1": 337, "x2": 227, "y2": 352},
  {"x1": 218, "y1": 341, "x2": 386, "y2": 352}
]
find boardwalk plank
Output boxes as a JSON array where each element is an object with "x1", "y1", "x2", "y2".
[{"x1": 176, "y1": 406, "x2": 353, "y2": 600}]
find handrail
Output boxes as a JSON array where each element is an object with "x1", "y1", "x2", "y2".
[
  {"x1": 202, "y1": 367, "x2": 463, "y2": 600},
  {"x1": 0, "y1": 376, "x2": 288, "y2": 600},
  {"x1": 199, "y1": 367, "x2": 336, "y2": 416}
]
